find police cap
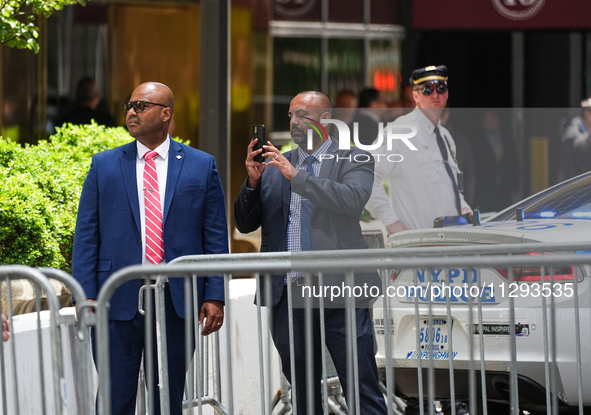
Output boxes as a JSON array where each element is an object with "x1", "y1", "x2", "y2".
[{"x1": 410, "y1": 65, "x2": 448, "y2": 86}]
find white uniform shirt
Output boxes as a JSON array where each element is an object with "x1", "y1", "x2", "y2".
[
  {"x1": 365, "y1": 108, "x2": 469, "y2": 230},
  {"x1": 136, "y1": 137, "x2": 170, "y2": 265}
]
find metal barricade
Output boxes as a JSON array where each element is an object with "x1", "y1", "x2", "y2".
[
  {"x1": 38, "y1": 268, "x2": 95, "y2": 415},
  {"x1": 93, "y1": 242, "x2": 591, "y2": 415},
  {"x1": 133, "y1": 257, "x2": 228, "y2": 415},
  {"x1": 0, "y1": 265, "x2": 92, "y2": 415},
  {"x1": 367, "y1": 249, "x2": 591, "y2": 415}
]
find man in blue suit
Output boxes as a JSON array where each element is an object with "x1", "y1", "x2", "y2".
[
  {"x1": 235, "y1": 91, "x2": 387, "y2": 414},
  {"x1": 72, "y1": 82, "x2": 228, "y2": 415}
]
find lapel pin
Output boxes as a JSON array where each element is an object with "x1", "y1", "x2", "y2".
[{"x1": 176, "y1": 155, "x2": 182, "y2": 160}]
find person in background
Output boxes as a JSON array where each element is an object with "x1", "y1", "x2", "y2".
[
  {"x1": 55, "y1": 77, "x2": 117, "y2": 130},
  {"x1": 473, "y1": 110, "x2": 518, "y2": 212},
  {"x1": 378, "y1": 72, "x2": 470, "y2": 415},
  {"x1": 349, "y1": 88, "x2": 386, "y2": 145},
  {"x1": 557, "y1": 98, "x2": 591, "y2": 182},
  {"x1": 401, "y1": 83, "x2": 416, "y2": 112},
  {"x1": 384, "y1": 99, "x2": 404, "y2": 123},
  {"x1": 366, "y1": 65, "x2": 472, "y2": 236},
  {"x1": 333, "y1": 89, "x2": 357, "y2": 118},
  {"x1": 331, "y1": 89, "x2": 358, "y2": 141}
]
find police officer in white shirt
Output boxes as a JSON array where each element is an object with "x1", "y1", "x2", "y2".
[{"x1": 365, "y1": 65, "x2": 472, "y2": 235}]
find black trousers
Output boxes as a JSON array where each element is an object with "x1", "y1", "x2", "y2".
[
  {"x1": 270, "y1": 286, "x2": 388, "y2": 414},
  {"x1": 92, "y1": 286, "x2": 189, "y2": 415}
]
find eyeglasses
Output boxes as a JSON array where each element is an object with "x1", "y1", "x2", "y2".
[
  {"x1": 122, "y1": 100, "x2": 169, "y2": 114},
  {"x1": 415, "y1": 83, "x2": 448, "y2": 96}
]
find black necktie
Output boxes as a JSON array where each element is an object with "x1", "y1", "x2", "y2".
[
  {"x1": 434, "y1": 126, "x2": 461, "y2": 215},
  {"x1": 300, "y1": 155, "x2": 316, "y2": 251}
]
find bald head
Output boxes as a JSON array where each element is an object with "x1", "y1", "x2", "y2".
[
  {"x1": 134, "y1": 82, "x2": 175, "y2": 112},
  {"x1": 127, "y1": 82, "x2": 174, "y2": 149},
  {"x1": 293, "y1": 91, "x2": 332, "y2": 110}
]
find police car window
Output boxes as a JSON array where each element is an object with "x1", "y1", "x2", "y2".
[{"x1": 490, "y1": 175, "x2": 591, "y2": 221}]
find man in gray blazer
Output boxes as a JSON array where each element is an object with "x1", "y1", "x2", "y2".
[{"x1": 235, "y1": 91, "x2": 387, "y2": 414}]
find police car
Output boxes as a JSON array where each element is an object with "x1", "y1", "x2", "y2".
[{"x1": 371, "y1": 172, "x2": 591, "y2": 413}]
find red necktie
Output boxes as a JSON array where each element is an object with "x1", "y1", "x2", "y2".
[{"x1": 144, "y1": 150, "x2": 164, "y2": 264}]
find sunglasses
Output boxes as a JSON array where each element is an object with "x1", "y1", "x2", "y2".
[
  {"x1": 416, "y1": 83, "x2": 448, "y2": 96},
  {"x1": 122, "y1": 100, "x2": 169, "y2": 114}
]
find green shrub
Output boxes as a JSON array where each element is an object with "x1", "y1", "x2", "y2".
[
  {"x1": 0, "y1": 170, "x2": 62, "y2": 267},
  {"x1": 0, "y1": 122, "x2": 137, "y2": 272}
]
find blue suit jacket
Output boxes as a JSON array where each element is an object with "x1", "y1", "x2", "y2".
[
  {"x1": 72, "y1": 138, "x2": 228, "y2": 320},
  {"x1": 234, "y1": 139, "x2": 381, "y2": 307}
]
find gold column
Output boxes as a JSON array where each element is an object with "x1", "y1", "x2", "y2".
[{"x1": 530, "y1": 136, "x2": 549, "y2": 195}]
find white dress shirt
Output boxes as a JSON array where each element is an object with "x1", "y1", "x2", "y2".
[
  {"x1": 136, "y1": 137, "x2": 170, "y2": 265},
  {"x1": 365, "y1": 108, "x2": 469, "y2": 230}
]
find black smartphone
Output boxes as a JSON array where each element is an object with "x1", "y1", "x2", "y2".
[{"x1": 253, "y1": 124, "x2": 265, "y2": 163}]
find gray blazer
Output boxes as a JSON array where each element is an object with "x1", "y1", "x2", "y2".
[{"x1": 234, "y1": 139, "x2": 381, "y2": 306}]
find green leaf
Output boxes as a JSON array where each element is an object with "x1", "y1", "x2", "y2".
[{"x1": 1, "y1": 0, "x2": 87, "y2": 51}]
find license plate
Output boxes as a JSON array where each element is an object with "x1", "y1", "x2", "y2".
[{"x1": 419, "y1": 317, "x2": 450, "y2": 351}]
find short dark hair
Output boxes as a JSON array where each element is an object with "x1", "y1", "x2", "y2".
[
  {"x1": 75, "y1": 77, "x2": 97, "y2": 104},
  {"x1": 358, "y1": 88, "x2": 380, "y2": 108}
]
